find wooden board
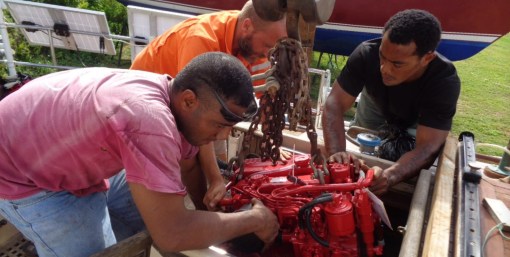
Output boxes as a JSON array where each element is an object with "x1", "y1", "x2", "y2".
[
  {"x1": 479, "y1": 177, "x2": 510, "y2": 257},
  {"x1": 155, "y1": 248, "x2": 232, "y2": 257},
  {"x1": 421, "y1": 135, "x2": 457, "y2": 257},
  {"x1": 398, "y1": 170, "x2": 433, "y2": 257},
  {"x1": 91, "y1": 231, "x2": 152, "y2": 257}
]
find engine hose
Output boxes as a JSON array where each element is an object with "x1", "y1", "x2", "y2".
[
  {"x1": 298, "y1": 193, "x2": 333, "y2": 247},
  {"x1": 298, "y1": 193, "x2": 333, "y2": 227},
  {"x1": 305, "y1": 208, "x2": 329, "y2": 247}
]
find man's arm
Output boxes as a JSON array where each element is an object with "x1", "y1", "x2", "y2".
[
  {"x1": 370, "y1": 125, "x2": 448, "y2": 195},
  {"x1": 322, "y1": 81, "x2": 357, "y2": 161},
  {"x1": 129, "y1": 182, "x2": 279, "y2": 253},
  {"x1": 179, "y1": 143, "x2": 225, "y2": 211},
  {"x1": 198, "y1": 142, "x2": 226, "y2": 209}
]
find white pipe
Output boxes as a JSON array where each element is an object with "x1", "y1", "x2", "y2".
[
  {"x1": 476, "y1": 143, "x2": 510, "y2": 156},
  {"x1": 0, "y1": 0, "x2": 17, "y2": 77}
]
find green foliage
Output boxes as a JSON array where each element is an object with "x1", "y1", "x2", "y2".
[
  {"x1": 310, "y1": 52, "x2": 352, "y2": 118},
  {"x1": 308, "y1": 52, "x2": 346, "y2": 102},
  {"x1": 310, "y1": 52, "x2": 346, "y2": 85}
]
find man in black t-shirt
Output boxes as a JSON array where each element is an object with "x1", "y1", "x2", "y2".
[{"x1": 322, "y1": 9, "x2": 461, "y2": 195}]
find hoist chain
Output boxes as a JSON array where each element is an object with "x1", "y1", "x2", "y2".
[{"x1": 236, "y1": 38, "x2": 321, "y2": 178}]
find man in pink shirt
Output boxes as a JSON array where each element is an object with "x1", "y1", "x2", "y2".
[
  {"x1": 131, "y1": 0, "x2": 287, "y2": 211},
  {"x1": 0, "y1": 52, "x2": 279, "y2": 257}
]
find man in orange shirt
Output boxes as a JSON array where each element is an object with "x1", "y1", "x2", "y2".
[{"x1": 131, "y1": 0, "x2": 287, "y2": 211}]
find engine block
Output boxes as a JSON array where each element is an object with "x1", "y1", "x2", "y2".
[{"x1": 219, "y1": 154, "x2": 384, "y2": 257}]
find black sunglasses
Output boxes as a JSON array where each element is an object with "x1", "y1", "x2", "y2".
[{"x1": 211, "y1": 90, "x2": 258, "y2": 123}]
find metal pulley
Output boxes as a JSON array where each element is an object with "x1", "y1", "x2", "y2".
[
  {"x1": 252, "y1": 0, "x2": 286, "y2": 21},
  {"x1": 252, "y1": 0, "x2": 335, "y2": 25},
  {"x1": 238, "y1": 1, "x2": 336, "y2": 169},
  {"x1": 252, "y1": 0, "x2": 335, "y2": 40},
  {"x1": 288, "y1": 0, "x2": 336, "y2": 24}
]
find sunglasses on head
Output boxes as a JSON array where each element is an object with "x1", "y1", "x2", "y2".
[{"x1": 211, "y1": 90, "x2": 258, "y2": 123}]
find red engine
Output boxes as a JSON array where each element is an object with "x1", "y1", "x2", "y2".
[{"x1": 219, "y1": 154, "x2": 384, "y2": 257}]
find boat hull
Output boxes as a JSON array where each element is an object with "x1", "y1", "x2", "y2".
[{"x1": 118, "y1": 0, "x2": 510, "y2": 61}]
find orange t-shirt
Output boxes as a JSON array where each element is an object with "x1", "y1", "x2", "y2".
[{"x1": 130, "y1": 10, "x2": 270, "y2": 80}]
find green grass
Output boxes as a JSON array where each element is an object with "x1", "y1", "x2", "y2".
[
  {"x1": 452, "y1": 33, "x2": 510, "y2": 156},
  {"x1": 311, "y1": 34, "x2": 510, "y2": 156}
]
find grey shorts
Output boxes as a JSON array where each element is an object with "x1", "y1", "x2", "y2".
[{"x1": 352, "y1": 89, "x2": 417, "y2": 137}]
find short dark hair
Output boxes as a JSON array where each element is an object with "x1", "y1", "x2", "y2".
[
  {"x1": 172, "y1": 52, "x2": 255, "y2": 109},
  {"x1": 383, "y1": 9, "x2": 442, "y2": 56},
  {"x1": 242, "y1": 0, "x2": 286, "y2": 30}
]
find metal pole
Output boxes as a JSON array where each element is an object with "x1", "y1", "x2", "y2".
[
  {"x1": 0, "y1": 59, "x2": 75, "y2": 70},
  {"x1": 456, "y1": 132, "x2": 482, "y2": 257},
  {"x1": 0, "y1": 0, "x2": 17, "y2": 77},
  {"x1": 48, "y1": 29, "x2": 57, "y2": 65}
]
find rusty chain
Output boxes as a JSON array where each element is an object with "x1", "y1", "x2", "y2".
[{"x1": 236, "y1": 38, "x2": 322, "y2": 178}]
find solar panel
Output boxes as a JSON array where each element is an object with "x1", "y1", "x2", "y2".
[
  {"x1": 4, "y1": 0, "x2": 116, "y2": 55},
  {"x1": 127, "y1": 5, "x2": 193, "y2": 60}
]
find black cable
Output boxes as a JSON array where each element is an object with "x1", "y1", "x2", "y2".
[
  {"x1": 306, "y1": 208, "x2": 330, "y2": 247},
  {"x1": 298, "y1": 193, "x2": 333, "y2": 228},
  {"x1": 298, "y1": 193, "x2": 333, "y2": 247}
]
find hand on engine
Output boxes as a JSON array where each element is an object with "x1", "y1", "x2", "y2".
[
  {"x1": 250, "y1": 198, "x2": 279, "y2": 249},
  {"x1": 368, "y1": 166, "x2": 391, "y2": 195},
  {"x1": 328, "y1": 151, "x2": 361, "y2": 172},
  {"x1": 203, "y1": 179, "x2": 226, "y2": 211}
]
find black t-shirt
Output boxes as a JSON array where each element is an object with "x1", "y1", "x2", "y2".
[{"x1": 338, "y1": 38, "x2": 461, "y2": 130}]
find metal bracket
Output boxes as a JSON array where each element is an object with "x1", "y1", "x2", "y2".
[{"x1": 457, "y1": 132, "x2": 482, "y2": 257}]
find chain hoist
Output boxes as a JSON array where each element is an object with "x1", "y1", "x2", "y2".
[
  {"x1": 233, "y1": 0, "x2": 335, "y2": 179},
  {"x1": 236, "y1": 38, "x2": 323, "y2": 178}
]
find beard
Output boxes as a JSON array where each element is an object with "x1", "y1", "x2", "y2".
[{"x1": 238, "y1": 35, "x2": 258, "y2": 63}]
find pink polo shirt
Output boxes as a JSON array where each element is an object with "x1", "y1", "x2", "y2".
[{"x1": 0, "y1": 68, "x2": 198, "y2": 200}]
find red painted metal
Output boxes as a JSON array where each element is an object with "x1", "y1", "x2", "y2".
[
  {"x1": 141, "y1": 0, "x2": 510, "y2": 35},
  {"x1": 219, "y1": 154, "x2": 384, "y2": 257}
]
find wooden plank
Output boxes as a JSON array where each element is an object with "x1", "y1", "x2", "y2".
[
  {"x1": 421, "y1": 135, "x2": 457, "y2": 257},
  {"x1": 91, "y1": 230, "x2": 152, "y2": 257},
  {"x1": 153, "y1": 247, "x2": 236, "y2": 257},
  {"x1": 479, "y1": 177, "x2": 510, "y2": 257},
  {"x1": 399, "y1": 169, "x2": 433, "y2": 257},
  {"x1": 0, "y1": 216, "x2": 38, "y2": 257},
  {"x1": 0, "y1": 216, "x2": 20, "y2": 249}
]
